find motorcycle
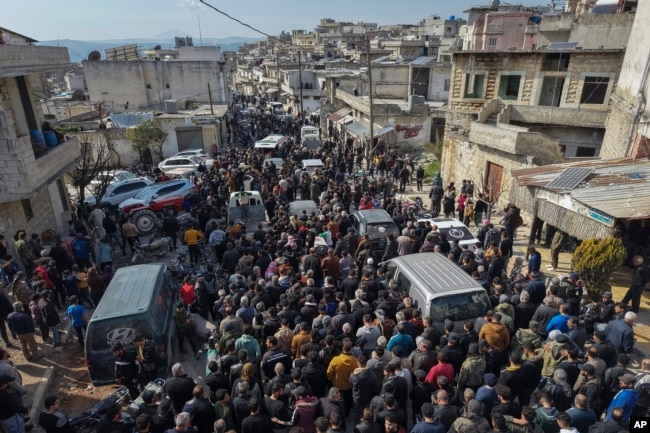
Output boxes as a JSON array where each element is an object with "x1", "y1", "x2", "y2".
[
  {"x1": 69, "y1": 386, "x2": 132, "y2": 433},
  {"x1": 195, "y1": 328, "x2": 221, "y2": 376},
  {"x1": 125, "y1": 378, "x2": 166, "y2": 416},
  {"x1": 131, "y1": 237, "x2": 173, "y2": 264}
]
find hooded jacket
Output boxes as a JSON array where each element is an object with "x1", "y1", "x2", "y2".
[
  {"x1": 291, "y1": 395, "x2": 319, "y2": 433},
  {"x1": 349, "y1": 367, "x2": 380, "y2": 409},
  {"x1": 326, "y1": 352, "x2": 359, "y2": 390}
]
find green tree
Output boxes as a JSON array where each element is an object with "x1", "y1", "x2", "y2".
[
  {"x1": 132, "y1": 118, "x2": 168, "y2": 163},
  {"x1": 571, "y1": 237, "x2": 626, "y2": 301}
]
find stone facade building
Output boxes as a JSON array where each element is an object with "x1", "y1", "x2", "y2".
[
  {"x1": 440, "y1": 7, "x2": 634, "y2": 207},
  {"x1": 0, "y1": 36, "x2": 79, "y2": 238}
]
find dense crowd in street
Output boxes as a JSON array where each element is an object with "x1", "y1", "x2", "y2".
[{"x1": 0, "y1": 96, "x2": 648, "y2": 433}]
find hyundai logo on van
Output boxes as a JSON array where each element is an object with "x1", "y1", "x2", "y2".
[{"x1": 106, "y1": 328, "x2": 136, "y2": 345}]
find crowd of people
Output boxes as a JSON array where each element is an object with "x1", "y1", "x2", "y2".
[{"x1": 0, "y1": 98, "x2": 647, "y2": 433}]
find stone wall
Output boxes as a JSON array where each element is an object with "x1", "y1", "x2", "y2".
[
  {"x1": 600, "y1": 100, "x2": 632, "y2": 159},
  {"x1": 0, "y1": 187, "x2": 60, "y2": 247}
]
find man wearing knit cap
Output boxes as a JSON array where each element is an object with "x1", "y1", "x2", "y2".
[{"x1": 448, "y1": 399, "x2": 490, "y2": 433}]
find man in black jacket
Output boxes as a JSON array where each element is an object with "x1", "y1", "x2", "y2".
[
  {"x1": 7, "y1": 302, "x2": 41, "y2": 361},
  {"x1": 163, "y1": 363, "x2": 195, "y2": 415},
  {"x1": 112, "y1": 342, "x2": 140, "y2": 399},
  {"x1": 162, "y1": 212, "x2": 180, "y2": 251},
  {"x1": 0, "y1": 374, "x2": 29, "y2": 432}
]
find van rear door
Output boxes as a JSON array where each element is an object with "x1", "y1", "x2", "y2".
[{"x1": 86, "y1": 318, "x2": 154, "y2": 385}]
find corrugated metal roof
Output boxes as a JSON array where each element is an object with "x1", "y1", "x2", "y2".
[
  {"x1": 327, "y1": 107, "x2": 352, "y2": 122},
  {"x1": 411, "y1": 56, "x2": 437, "y2": 66},
  {"x1": 512, "y1": 158, "x2": 650, "y2": 219},
  {"x1": 346, "y1": 121, "x2": 370, "y2": 137},
  {"x1": 345, "y1": 121, "x2": 395, "y2": 138}
]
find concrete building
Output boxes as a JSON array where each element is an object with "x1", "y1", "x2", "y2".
[
  {"x1": 83, "y1": 55, "x2": 229, "y2": 112},
  {"x1": 600, "y1": 0, "x2": 649, "y2": 159},
  {"x1": 441, "y1": 47, "x2": 624, "y2": 205},
  {"x1": 460, "y1": 4, "x2": 544, "y2": 52},
  {"x1": 0, "y1": 36, "x2": 79, "y2": 237}
]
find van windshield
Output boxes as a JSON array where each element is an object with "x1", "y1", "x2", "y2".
[
  {"x1": 367, "y1": 222, "x2": 398, "y2": 239},
  {"x1": 429, "y1": 290, "x2": 490, "y2": 322},
  {"x1": 88, "y1": 320, "x2": 154, "y2": 352}
]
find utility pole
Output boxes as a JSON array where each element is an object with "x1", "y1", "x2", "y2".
[
  {"x1": 366, "y1": 34, "x2": 374, "y2": 164},
  {"x1": 276, "y1": 51, "x2": 281, "y2": 103},
  {"x1": 298, "y1": 50, "x2": 304, "y2": 124},
  {"x1": 207, "y1": 82, "x2": 214, "y2": 115}
]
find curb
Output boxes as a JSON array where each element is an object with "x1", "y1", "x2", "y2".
[{"x1": 29, "y1": 366, "x2": 54, "y2": 424}]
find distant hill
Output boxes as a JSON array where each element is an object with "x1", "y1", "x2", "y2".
[{"x1": 38, "y1": 33, "x2": 263, "y2": 63}]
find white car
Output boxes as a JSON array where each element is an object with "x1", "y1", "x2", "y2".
[
  {"x1": 158, "y1": 155, "x2": 212, "y2": 172},
  {"x1": 84, "y1": 177, "x2": 154, "y2": 208},
  {"x1": 416, "y1": 217, "x2": 480, "y2": 248},
  {"x1": 174, "y1": 149, "x2": 209, "y2": 161},
  {"x1": 118, "y1": 179, "x2": 197, "y2": 213},
  {"x1": 89, "y1": 169, "x2": 135, "y2": 187}
]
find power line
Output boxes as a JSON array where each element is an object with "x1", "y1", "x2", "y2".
[{"x1": 198, "y1": 0, "x2": 292, "y2": 47}]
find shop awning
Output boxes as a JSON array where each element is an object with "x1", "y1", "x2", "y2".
[
  {"x1": 346, "y1": 122, "x2": 395, "y2": 138},
  {"x1": 374, "y1": 126, "x2": 395, "y2": 137},
  {"x1": 327, "y1": 107, "x2": 352, "y2": 122},
  {"x1": 336, "y1": 115, "x2": 354, "y2": 126},
  {"x1": 265, "y1": 87, "x2": 279, "y2": 94},
  {"x1": 346, "y1": 121, "x2": 370, "y2": 138}
]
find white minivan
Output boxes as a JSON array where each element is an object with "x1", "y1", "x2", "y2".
[
  {"x1": 383, "y1": 252, "x2": 490, "y2": 332},
  {"x1": 302, "y1": 159, "x2": 324, "y2": 174}
]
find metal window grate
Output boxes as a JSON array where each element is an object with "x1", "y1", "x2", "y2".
[{"x1": 546, "y1": 167, "x2": 593, "y2": 190}]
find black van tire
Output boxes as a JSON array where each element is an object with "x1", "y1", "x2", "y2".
[{"x1": 132, "y1": 210, "x2": 157, "y2": 236}]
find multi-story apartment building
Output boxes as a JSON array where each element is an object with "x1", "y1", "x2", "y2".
[
  {"x1": 440, "y1": 8, "x2": 634, "y2": 205},
  {"x1": 0, "y1": 29, "x2": 79, "y2": 236}
]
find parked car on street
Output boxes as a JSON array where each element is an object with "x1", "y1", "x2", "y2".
[
  {"x1": 174, "y1": 149, "x2": 208, "y2": 161},
  {"x1": 158, "y1": 155, "x2": 212, "y2": 172},
  {"x1": 89, "y1": 169, "x2": 135, "y2": 188},
  {"x1": 119, "y1": 179, "x2": 197, "y2": 213},
  {"x1": 84, "y1": 177, "x2": 154, "y2": 209}
]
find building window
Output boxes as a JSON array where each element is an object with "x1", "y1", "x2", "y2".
[
  {"x1": 464, "y1": 74, "x2": 485, "y2": 98},
  {"x1": 580, "y1": 76, "x2": 609, "y2": 104},
  {"x1": 488, "y1": 38, "x2": 497, "y2": 47},
  {"x1": 22, "y1": 199, "x2": 34, "y2": 221},
  {"x1": 444, "y1": 79, "x2": 450, "y2": 91},
  {"x1": 576, "y1": 147, "x2": 597, "y2": 157},
  {"x1": 146, "y1": 84, "x2": 152, "y2": 89},
  {"x1": 498, "y1": 74, "x2": 522, "y2": 100},
  {"x1": 542, "y1": 53, "x2": 570, "y2": 71}
]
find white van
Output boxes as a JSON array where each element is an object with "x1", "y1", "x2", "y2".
[
  {"x1": 228, "y1": 191, "x2": 266, "y2": 229},
  {"x1": 302, "y1": 159, "x2": 324, "y2": 174},
  {"x1": 383, "y1": 252, "x2": 490, "y2": 332},
  {"x1": 254, "y1": 134, "x2": 288, "y2": 152},
  {"x1": 271, "y1": 102, "x2": 284, "y2": 115},
  {"x1": 300, "y1": 125, "x2": 319, "y2": 141}
]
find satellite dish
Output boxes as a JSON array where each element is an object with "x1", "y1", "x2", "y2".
[
  {"x1": 154, "y1": 45, "x2": 161, "y2": 50},
  {"x1": 88, "y1": 51, "x2": 101, "y2": 61}
]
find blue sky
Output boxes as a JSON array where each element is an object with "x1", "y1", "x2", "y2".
[{"x1": 5, "y1": 0, "x2": 546, "y2": 41}]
